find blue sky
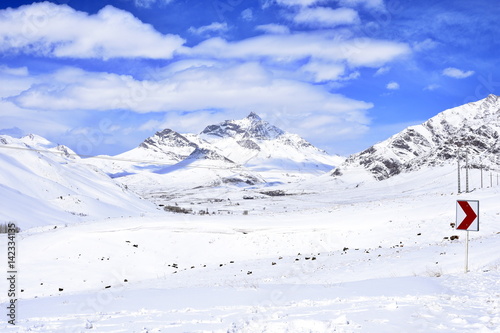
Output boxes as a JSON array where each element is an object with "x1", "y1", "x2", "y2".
[{"x1": 0, "y1": 0, "x2": 499, "y2": 156}]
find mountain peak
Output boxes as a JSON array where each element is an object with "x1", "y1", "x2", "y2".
[
  {"x1": 20, "y1": 134, "x2": 54, "y2": 148},
  {"x1": 484, "y1": 94, "x2": 499, "y2": 104},
  {"x1": 247, "y1": 112, "x2": 261, "y2": 121},
  {"x1": 139, "y1": 128, "x2": 197, "y2": 157},
  {"x1": 201, "y1": 113, "x2": 284, "y2": 140}
]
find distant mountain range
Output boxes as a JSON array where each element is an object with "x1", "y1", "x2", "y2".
[
  {"x1": 331, "y1": 94, "x2": 500, "y2": 181},
  {"x1": 87, "y1": 112, "x2": 344, "y2": 192}
]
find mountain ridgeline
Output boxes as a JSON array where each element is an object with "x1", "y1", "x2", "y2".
[
  {"x1": 138, "y1": 113, "x2": 341, "y2": 173},
  {"x1": 332, "y1": 94, "x2": 500, "y2": 180}
]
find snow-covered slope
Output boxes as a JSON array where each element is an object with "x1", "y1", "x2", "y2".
[
  {"x1": 2, "y1": 160, "x2": 499, "y2": 332},
  {"x1": 85, "y1": 128, "x2": 201, "y2": 178},
  {"x1": 0, "y1": 134, "x2": 156, "y2": 229},
  {"x1": 332, "y1": 94, "x2": 500, "y2": 181},
  {"x1": 121, "y1": 145, "x2": 264, "y2": 201}
]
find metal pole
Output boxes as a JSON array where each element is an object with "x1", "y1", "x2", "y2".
[
  {"x1": 465, "y1": 230, "x2": 469, "y2": 273},
  {"x1": 457, "y1": 148, "x2": 461, "y2": 194},
  {"x1": 481, "y1": 165, "x2": 483, "y2": 188},
  {"x1": 490, "y1": 172, "x2": 493, "y2": 187},
  {"x1": 465, "y1": 152, "x2": 469, "y2": 193}
]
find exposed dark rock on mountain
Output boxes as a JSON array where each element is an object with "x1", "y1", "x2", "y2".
[{"x1": 332, "y1": 94, "x2": 500, "y2": 180}]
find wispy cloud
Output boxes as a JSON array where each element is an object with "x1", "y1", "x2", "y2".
[
  {"x1": 374, "y1": 66, "x2": 390, "y2": 76},
  {"x1": 130, "y1": 0, "x2": 174, "y2": 8},
  {"x1": 274, "y1": 0, "x2": 320, "y2": 7},
  {"x1": 442, "y1": 67, "x2": 475, "y2": 79},
  {"x1": 9, "y1": 63, "x2": 373, "y2": 116},
  {"x1": 337, "y1": 0, "x2": 386, "y2": 10},
  {"x1": 412, "y1": 38, "x2": 438, "y2": 52},
  {"x1": 241, "y1": 8, "x2": 253, "y2": 21},
  {"x1": 255, "y1": 24, "x2": 290, "y2": 34},
  {"x1": 185, "y1": 32, "x2": 410, "y2": 68},
  {"x1": 292, "y1": 7, "x2": 360, "y2": 27},
  {"x1": 424, "y1": 84, "x2": 440, "y2": 91},
  {"x1": 188, "y1": 22, "x2": 229, "y2": 36},
  {"x1": 0, "y1": 3, "x2": 184, "y2": 59},
  {"x1": 300, "y1": 60, "x2": 346, "y2": 82},
  {"x1": 386, "y1": 81, "x2": 399, "y2": 90},
  {"x1": 0, "y1": 65, "x2": 29, "y2": 76}
]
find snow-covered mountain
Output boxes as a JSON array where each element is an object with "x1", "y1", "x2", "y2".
[
  {"x1": 331, "y1": 94, "x2": 500, "y2": 181},
  {"x1": 88, "y1": 113, "x2": 344, "y2": 195},
  {"x1": 138, "y1": 128, "x2": 198, "y2": 161},
  {"x1": 0, "y1": 134, "x2": 155, "y2": 229},
  {"x1": 200, "y1": 112, "x2": 343, "y2": 181},
  {"x1": 201, "y1": 112, "x2": 285, "y2": 141}
]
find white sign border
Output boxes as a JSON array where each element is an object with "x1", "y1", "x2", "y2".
[{"x1": 456, "y1": 200, "x2": 479, "y2": 232}]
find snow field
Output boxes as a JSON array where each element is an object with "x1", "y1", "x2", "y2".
[{"x1": 1, "y1": 167, "x2": 499, "y2": 332}]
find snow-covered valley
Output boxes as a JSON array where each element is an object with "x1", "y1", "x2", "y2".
[{"x1": 0, "y1": 162, "x2": 499, "y2": 332}]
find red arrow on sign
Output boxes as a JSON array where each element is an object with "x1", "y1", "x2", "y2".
[{"x1": 457, "y1": 201, "x2": 478, "y2": 230}]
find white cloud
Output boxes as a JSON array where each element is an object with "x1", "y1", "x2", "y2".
[
  {"x1": 413, "y1": 38, "x2": 438, "y2": 52},
  {"x1": 274, "y1": 0, "x2": 385, "y2": 10},
  {"x1": 301, "y1": 60, "x2": 346, "y2": 82},
  {"x1": 0, "y1": 100, "x2": 71, "y2": 138},
  {"x1": 424, "y1": 84, "x2": 440, "y2": 91},
  {"x1": 442, "y1": 67, "x2": 475, "y2": 79},
  {"x1": 386, "y1": 81, "x2": 399, "y2": 90},
  {"x1": 0, "y1": 67, "x2": 35, "y2": 98},
  {"x1": 255, "y1": 24, "x2": 290, "y2": 34},
  {"x1": 374, "y1": 66, "x2": 390, "y2": 76},
  {"x1": 293, "y1": 7, "x2": 360, "y2": 27},
  {"x1": 8, "y1": 64, "x2": 373, "y2": 136},
  {"x1": 344, "y1": 39, "x2": 410, "y2": 67},
  {"x1": 241, "y1": 8, "x2": 253, "y2": 21},
  {"x1": 184, "y1": 33, "x2": 410, "y2": 68},
  {"x1": 131, "y1": 0, "x2": 174, "y2": 8},
  {"x1": 0, "y1": 2, "x2": 184, "y2": 59},
  {"x1": 337, "y1": 0, "x2": 386, "y2": 10},
  {"x1": 274, "y1": 0, "x2": 320, "y2": 7},
  {"x1": 139, "y1": 110, "x2": 232, "y2": 134},
  {"x1": 343, "y1": 71, "x2": 360, "y2": 80},
  {"x1": 0, "y1": 65, "x2": 29, "y2": 76},
  {"x1": 188, "y1": 22, "x2": 229, "y2": 36}
]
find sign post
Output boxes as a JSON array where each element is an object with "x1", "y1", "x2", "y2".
[{"x1": 456, "y1": 200, "x2": 479, "y2": 273}]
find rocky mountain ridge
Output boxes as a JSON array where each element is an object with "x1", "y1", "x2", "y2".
[
  {"x1": 332, "y1": 94, "x2": 500, "y2": 180},
  {"x1": 121, "y1": 112, "x2": 342, "y2": 182}
]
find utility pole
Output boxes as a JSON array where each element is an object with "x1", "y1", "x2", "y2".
[
  {"x1": 480, "y1": 164, "x2": 483, "y2": 189},
  {"x1": 457, "y1": 148, "x2": 461, "y2": 194},
  {"x1": 465, "y1": 151, "x2": 469, "y2": 193}
]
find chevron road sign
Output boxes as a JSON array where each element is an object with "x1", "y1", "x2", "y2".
[
  {"x1": 456, "y1": 200, "x2": 479, "y2": 231},
  {"x1": 456, "y1": 200, "x2": 479, "y2": 273}
]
